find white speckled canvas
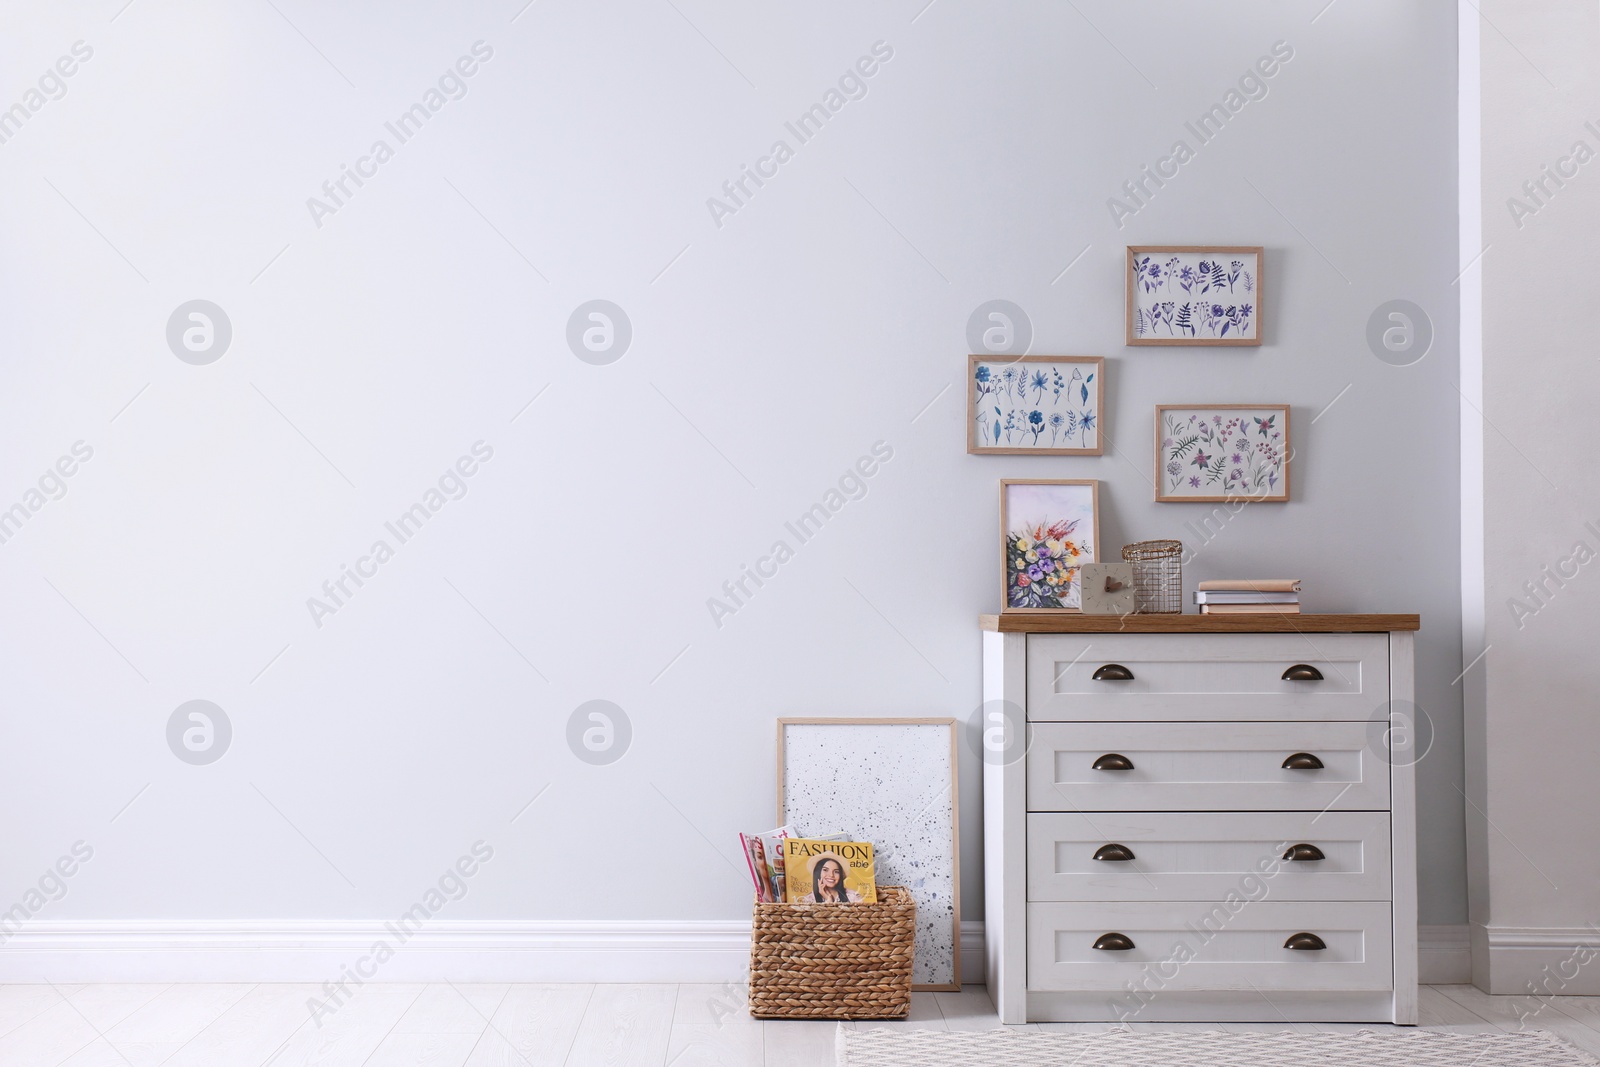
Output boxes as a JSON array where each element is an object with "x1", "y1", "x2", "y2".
[{"x1": 778, "y1": 719, "x2": 959, "y2": 989}]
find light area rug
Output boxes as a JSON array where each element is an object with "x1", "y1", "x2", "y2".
[{"x1": 836, "y1": 1027, "x2": 1600, "y2": 1066}]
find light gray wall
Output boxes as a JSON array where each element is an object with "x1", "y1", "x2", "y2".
[
  {"x1": 0, "y1": 1, "x2": 1463, "y2": 929},
  {"x1": 1468, "y1": 0, "x2": 1600, "y2": 989}
]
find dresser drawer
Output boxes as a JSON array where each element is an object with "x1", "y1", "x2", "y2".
[
  {"x1": 1026, "y1": 633, "x2": 1389, "y2": 721},
  {"x1": 1026, "y1": 811, "x2": 1392, "y2": 902},
  {"x1": 1026, "y1": 901, "x2": 1393, "y2": 992},
  {"x1": 1025, "y1": 722, "x2": 1389, "y2": 812}
]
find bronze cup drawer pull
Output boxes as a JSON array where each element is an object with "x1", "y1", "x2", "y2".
[
  {"x1": 1093, "y1": 843, "x2": 1136, "y2": 862},
  {"x1": 1281, "y1": 752, "x2": 1325, "y2": 770},
  {"x1": 1091, "y1": 753, "x2": 1135, "y2": 771},
  {"x1": 1284, "y1": 932, "x2": 1328, "y2": 951},
  {"x1": 1092, "y1": 663, "x2": 1135, "y2": 681},
  {"x1": 1282, "y1": 664, "x2": 1325, "y2": 681},
  {"x1": 1283, "y1": 843, "x2": 1326, "y2": 862},
  {"x1": 1093, "y1": 933, "x2": 1136, "y2": 951}
]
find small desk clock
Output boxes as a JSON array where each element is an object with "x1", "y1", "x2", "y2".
[{"x1": 1079, "y1": 562, "x2": 1137, "y2": 615}]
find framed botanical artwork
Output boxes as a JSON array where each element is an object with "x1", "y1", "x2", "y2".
[
  {"x1": 777, "y1": 718, "x2": 961, "y2": 990},
  {"x1": 1155, "y1": 404, "x2": 1290, "y2": 503},
  {"x1": 1127, "y1": 246, "x2": 1263, "y2": 346},
  {"x1": 999, "y1": 479, "x2": 1099, "y2": 612},
  {"x1": 967, "y1": 355, "x2": 1103, "y2": 456}
]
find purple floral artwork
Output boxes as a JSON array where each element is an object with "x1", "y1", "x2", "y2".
[
  {"x1": 1003, "y1": 481, "x2": 1097, "y2": 609},
  {"x1": 1130, "y1": 249, "x2": 1260, "y2": 344},
  {"x1": 1158, "y1": 406, "x2": 1288, "y2": 502}
]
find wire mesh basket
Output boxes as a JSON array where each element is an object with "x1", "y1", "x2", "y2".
[{"x1": 1121, "y1": 540, "x2": 1183, "y2": 614}]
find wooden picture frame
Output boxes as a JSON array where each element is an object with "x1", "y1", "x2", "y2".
[
  {"x1": 999, "y1": 479, "x2": 1100, "y2": 613},
  {"x1": 967, "y1": 355, "x2": 1105, "y2": 456},
  {"x1": 1155, "y1": 404, "x2": 1291, "y2": 503},
  {"x1": 1127, "y1": 245, "x2": 1263, "y2": 346},
  {"x1": 777, "y1": 717, "x2": 961, "y2": 991}
]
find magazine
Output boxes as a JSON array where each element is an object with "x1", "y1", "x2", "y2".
[
  {"x1": 739, "y1": 834, "x2": 772, "y2": 902},
  {"x1": 738, "y1": 825, "x2": 792, "y2": 901},
  {"x1": 800, "y1": 830, "x2": 852, "y2": 842},
  {"x1": 783, "y1": 838, "x2": 877, "y2": 904}
]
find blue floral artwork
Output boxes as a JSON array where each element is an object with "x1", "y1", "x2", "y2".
[
  {"x1": 1156, "y1": 405, "x2": 1289, "y2": 502},
  {"x1": 968, "y1": 356, "x2": 1103, "y2": 455},
  {"x1": 1128, "y1": 248, "x2": 1261, "y2": 346}
]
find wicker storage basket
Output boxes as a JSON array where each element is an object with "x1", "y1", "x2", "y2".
[{"x1": 747, "y1": 886, "x2": 915, "y2": 1019}]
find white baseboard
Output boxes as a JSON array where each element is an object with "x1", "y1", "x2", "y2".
[
  {"x1": 0, "y1": 920, "x2": 991, "y2": 986},
  {"x1": 6, "y1": 918, "x2": 1468, "y2": 991},
  {"x1": 960, "y1": 921, "x2": 984, "y2": 984},
  {"x1": 1419, "y1": 923, "x2": 1471, "y2": 984},
  {"x1": 0, "y1": 921, "x2": 753, "y2": 984},
  {"x1": 1472, "y1": 924, "x2": 1600, "y2": 994},
  {"x1": 0, "y1": 921, "x2": 1465, "y2": 991}
]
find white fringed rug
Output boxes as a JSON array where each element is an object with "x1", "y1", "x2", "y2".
[{"x1": 836, "y1": 1028, "x2": 1600, "y2": 1067}]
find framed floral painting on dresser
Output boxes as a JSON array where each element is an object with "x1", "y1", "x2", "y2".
[
  {"x1": 1127, "y1": 246, "x2": 1262, "y2": 346},
  {"x1": 999, "y1": 479, "x2": 1099, "y2": 611},
  {"x1": 1155, "y1": 404, "x2": 1289, "y2": 503}
]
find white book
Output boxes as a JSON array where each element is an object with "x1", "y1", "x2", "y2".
[{"x1": 1195, "y1": 590, "x2": 1300, "y2": 604}]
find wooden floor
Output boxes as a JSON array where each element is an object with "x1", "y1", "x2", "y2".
[{"x1": 0, "y1": 983, "x2": 1596, "y2": 1066}]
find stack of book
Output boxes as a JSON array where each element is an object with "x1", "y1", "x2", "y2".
[{"x1": 1195, "y1": 579, "x2": 1302, "y2": 614}]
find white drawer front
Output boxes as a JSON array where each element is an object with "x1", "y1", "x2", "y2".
[
  {"x1": 1025, "y1": 722, "x2": 1389, "y2": 812},
  {"x1": 1027, "y1": 633, "x2": 1389, "y2": 722},
  {"x1": 1026, "y1": 812, "x2": 1392, "y2": 902},
  {"x1": 1026, "y1": 901, "x2": 1393, "y2": 992}
]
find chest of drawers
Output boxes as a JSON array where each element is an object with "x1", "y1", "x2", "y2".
[{"x1": 981, "y1": 614, "x2": 1419, "y2": 1023}]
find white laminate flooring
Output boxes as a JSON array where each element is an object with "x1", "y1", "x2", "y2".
[{"x1": 0, "y1": 984, "x2": 1585, "y2": 1066}]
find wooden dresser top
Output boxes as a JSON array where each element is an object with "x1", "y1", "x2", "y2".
[{"x1": 979, "y1": 613, "x2": 1420, "y2": 633}]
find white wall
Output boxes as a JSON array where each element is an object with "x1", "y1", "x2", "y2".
[
  {"x1": 1467, "y1": 0, "x2": 1600, "y2": 993},
  {"x1": 0, "y1": 0, "x2": 1463, "y2": 966}
]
